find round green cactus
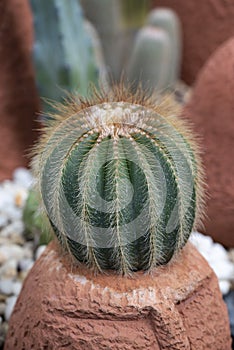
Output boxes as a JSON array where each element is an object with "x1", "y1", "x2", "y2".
[{"x1": 33, "y1": 87, "x2": 204, "y2": 274}]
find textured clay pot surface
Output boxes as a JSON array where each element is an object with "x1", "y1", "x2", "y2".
[
  {"x1": 185, "y1": 37, "x2": 234, "y2": 247},
  {"x1": 5, "y1": 241, "x2": 231, "y2": 350},
  {"x1": 0, "y1": 0, "x2": 39, "y2": 181},
  {"x1": 152, "y1": 0, "x2": 234, "y2": 84}
]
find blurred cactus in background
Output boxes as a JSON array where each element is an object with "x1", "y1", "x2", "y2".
[
  {"x1": 30, "y1": 1, "x2": 182, "y2": 111},
  {"x1": 81, "y1": 0, "x2": 123, "y2": 81},
  {"x1": 126, "y1": 27, "x2": 171, "y2": 93},
  {"x1": 121, "y1": 0, "x2": 151, "y2": 28},
  {"x1": 30, "y1": 0, "x2": 103, "y2": 116},
  {"x1": 81, "y1": 0, "x2": 151, "y2": 82},
  {"x1": 146, "y1": 8, "x2": 182, "y2": 86},
  {"x1": 26, "y1": 0, "x2": 106, "y2": 241},
  {"x1": 126, "y1": 8, "x2": 182, "y2": 92},
  {"x1": 84, "y1": 20, "x2": 108, "y2": 85}
]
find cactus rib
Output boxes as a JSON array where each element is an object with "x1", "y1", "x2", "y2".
[{"x1": 33, "y1": 87, "x2": 205, "y2": 274}]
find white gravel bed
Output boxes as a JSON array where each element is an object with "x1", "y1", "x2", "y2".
[
  {"x1": 0, "y1": 167, "x2": 233, "y2": 345},
  {"x1": 0, "y1": 168, "x2": 46, "y2": 345}
]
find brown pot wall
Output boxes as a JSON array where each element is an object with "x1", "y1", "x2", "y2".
[
  {"x1": 0, "y1": 0, "x2": 39, "y2": 181},
  {"x1": 5, "y1": 241, "x2": 231, "y2": 350},
  {"x1": 152, "y1": 0, "x2": 234, "y2": 84},
  {"x1": 185, "y1": 37, "x2": 234, "y2": 247}
]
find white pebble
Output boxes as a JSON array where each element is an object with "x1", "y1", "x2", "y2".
[
  {"x1": 0, "y1": 280, "x2": 21, "y2": 296},
  {"x1": 190, "y1": 232, "x2": 234, "y2": 295},
  {"x1": 5, "y1": 296, "x2": 17, "y2": 321},
  {"x1": 21, "y1": 245, "x2": 33, "y2": 260},
  {"x1": 0, "y1": 245, "x2": 25, "y2": 262},
  {"x1": 219, "y1": 280, "x2": 231, "y2": 295},
  {"x1": 1, "y1": 206, "x2": 22, "y2": 222},
  {"x1": 190, "y1": 232, "x2": 213, "y2": 250},
  {"x1": 36, "y1": 245, "x2": 46, "y2": 260},
  {"x1": 0, "y1": 260, "x2": 17, "y2": 279},
  {"x1": 0, "y1": 280, "x2": 15, "y2": 296},
  {"x1": 208, "y1": 243, "x2": 229, "y2": 262},
  {"x1": 190, "y1": 232, "x2": 213, "y2": 260},
  {"x1": 13, "y1": 168, "x2": 33, "y2": 189},
  {"x1": 18, "y1": 258, "x2": 34, "y2": 272},
  {"x1": 12, "y1": 281, "x2": 22, "y2": 296},
  {"x1": 0, "y1": 221, "x2": 24, "y2": 237},
  {"x1": 0, "y1": 215, "x2": 8, "y2": 228},
  {"x1": 210, "y1": 260, "x2": 234, "y2": 280},
  {"x1": 0, "y1": 185, "x2": 14, "y2": 209}
]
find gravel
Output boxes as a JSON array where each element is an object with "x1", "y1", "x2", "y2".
[{"x1": 0, "y1": 168, "x2": 46, "y2": 345}]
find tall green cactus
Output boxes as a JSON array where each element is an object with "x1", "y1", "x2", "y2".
[
  {"x1": 146, "y1": 8, "x2": 182, "y2": 87},
  {"x1": 81, "y1": 0, "x2": 123, "y2": 81},
  {"x1": 81, "y1": 0, "x2": 151, "y2": 82},
  {"x1": 126, "y1": 26, "x2": 171, "y2": 93},
  {"x1": 126, "y1": 8, "x2": 182, "y2": 92},
  {"x1": 120, "y1": 0, "x2": 151, "y2": 28},
  {"x1": 33, "y1": 87, "x2": 204, "y2": 274},
  {"x1": 30, "y1": 0, "x2": 101, "y2": 115}
]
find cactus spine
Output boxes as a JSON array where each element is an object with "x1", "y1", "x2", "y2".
[
  {"x1": 30, "y1": 0, "x2": 101, "y2": 115},
  {"x1": 34, "y1": 87, "x2": 204, "y2": 274}
]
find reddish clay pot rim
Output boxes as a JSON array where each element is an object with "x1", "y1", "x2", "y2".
[
  {"x1": 5, "y1": 239, "x2": 231, "y2": 350},
  {"x1": 43, "y1": 240, "x2": 213, "y2": 303}
]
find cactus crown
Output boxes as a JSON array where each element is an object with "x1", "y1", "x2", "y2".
[{"x1": 33, "y1": 86, "x2": 204, "y2": 274}]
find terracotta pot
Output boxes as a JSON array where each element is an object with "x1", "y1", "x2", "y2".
[
  {"x1": 151, "y1": 0, "x2": 234, "y2": 84},
  {"x1": 5, "y1": 241, "x2": 231, "y2": 349},
  {"x1": 185, "y1": 37, "x2": 234, "y2": 247},
  {"x1": 0, "y1": 0, "x2": 39, "y2": 181}
]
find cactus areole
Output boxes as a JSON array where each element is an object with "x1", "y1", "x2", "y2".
[{"x1": 35, "y1": 88, "x2": 204, "y2": 274}]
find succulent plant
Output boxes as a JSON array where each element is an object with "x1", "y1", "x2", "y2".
[
  {"x1": 120, "y1": 0, "x2": 151, "y2": 29},
  {"x1": 23, "y1": 189, "x2": 52, "y2": 245},
  {"x1": 33, "y1": 87, "x2": 204, "y2": 274},
  {"x1": 81, "y1": 0, "x2": 123, "y2": 81},
  {"x1": 30, "y1": 0, "x2": 101, "y2": 115},
  {"x1": 146, "y1": 7, "x2": 182, "y2": 87},
  {"x1": 126, "y1": 8, "x2": 182, "y2": 92},
  {"x1": 81, "y1": 0, "x2": 151, "y2": 82},
  {"x1": 125, "y1": 26, "x2": 171, "y2": 93}
]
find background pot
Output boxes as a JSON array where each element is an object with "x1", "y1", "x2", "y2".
[
  {"x1": 0, "y1": 0, "x2": 39, "y2": 181},
  {"x1": 185, "y1": 37, "x2": 234, "y2": 247},
  {"x1": 152, "y1": 0, "x2": 234, "y2": 84}
]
